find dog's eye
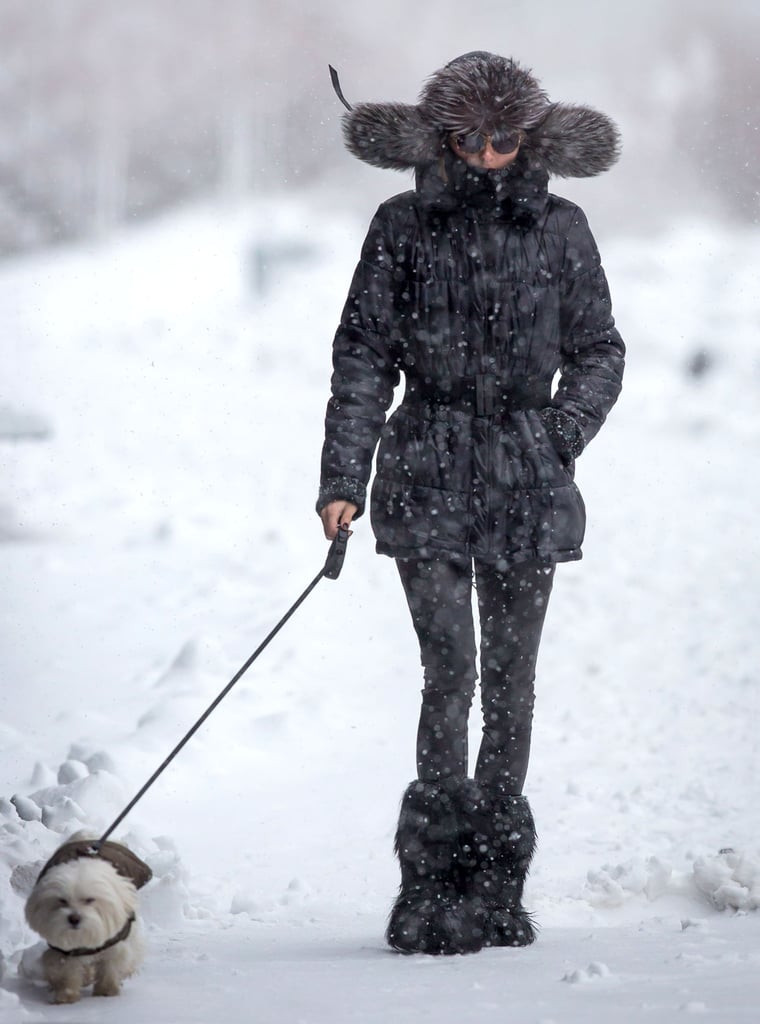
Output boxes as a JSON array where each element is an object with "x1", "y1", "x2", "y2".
[
  {"x1": 58, "y1": 898, "x2": 68, "y2": 907},
  {"x1": 84, "y1": 898, "x2": 96, "y2": 904}
]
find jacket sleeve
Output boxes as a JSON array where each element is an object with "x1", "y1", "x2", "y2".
[
  {"x1": 317, "y1": 205, "x2": 400, "y2": 518},
  {"x1": 551, "y1": 207, "x2": 625, "y2": 455}
]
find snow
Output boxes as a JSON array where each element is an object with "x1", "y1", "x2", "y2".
[{"x1": 1, "y1": 196, "x2": 759, "y2": 1022}]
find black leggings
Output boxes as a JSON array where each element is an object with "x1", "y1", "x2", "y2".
[{"x1": 396, "y1": 557, "x2": 555, "y2": 795}]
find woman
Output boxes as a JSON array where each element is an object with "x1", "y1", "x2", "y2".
[{"x1": 317, "y1": 52, "x2": 625, "y2": 955}]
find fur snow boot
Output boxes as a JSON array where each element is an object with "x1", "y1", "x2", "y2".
[
  {"x1": 386, "y1": 779, "x2": 487, "y2": 955},
  {"x1": 467, "y1": 791, "x2": 538, "y2": 946}
]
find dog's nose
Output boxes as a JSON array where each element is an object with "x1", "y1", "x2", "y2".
[{"x1": 68, "y1": 913, "x2": 81, "y2": 928}]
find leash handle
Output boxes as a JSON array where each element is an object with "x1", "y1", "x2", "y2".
[{"x1": 323, "y1": 522, "x2": 351, "y2": 580}]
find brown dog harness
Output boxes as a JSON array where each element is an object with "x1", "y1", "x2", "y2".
[{"x1": 36, "y1": 839, "x2": 153, "y2": 889}]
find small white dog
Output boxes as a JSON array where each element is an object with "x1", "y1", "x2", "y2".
[{"x1": 25, "y1": 835, "x2": 151, "y2": 1004}]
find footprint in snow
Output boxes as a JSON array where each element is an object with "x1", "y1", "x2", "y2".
[{"x1": 562, "y1": 961, "x2": 612, "y2": 984}]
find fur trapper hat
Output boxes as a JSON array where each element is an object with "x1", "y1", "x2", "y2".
[{"x1": 337, "y1": 51, "x2": 620, "y2": 179}]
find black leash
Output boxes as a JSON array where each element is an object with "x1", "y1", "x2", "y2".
[{"x1": 97, "y1": 526, "x2": 351, "y2": 845}]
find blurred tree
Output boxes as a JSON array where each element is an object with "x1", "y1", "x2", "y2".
[
  {"x1": 0, "y1": 0, "x2": 340, "y2": 254},
  {"x1": 669, "y1": 9, "x2": 759, "y2": 223}
]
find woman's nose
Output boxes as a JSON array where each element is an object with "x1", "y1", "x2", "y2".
[{"x1": 480, "y1": 142, "x2": 499, "y2": 166}]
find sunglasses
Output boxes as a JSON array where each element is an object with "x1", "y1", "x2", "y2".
[{"x1": 451, "y1": 129, "x2": 523, "y2": 155}]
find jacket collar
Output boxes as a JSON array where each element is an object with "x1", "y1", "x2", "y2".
[{"x1": 415, "y1": 150, "x2": 549, "y2": 225}]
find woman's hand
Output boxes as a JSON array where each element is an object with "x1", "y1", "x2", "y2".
[{"x1": 320, "y1": 500, "x2": 358, "y2": 540}]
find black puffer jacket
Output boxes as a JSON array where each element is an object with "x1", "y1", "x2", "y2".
[{"x1": 318, "y1": 55, "x2": 625, "y2": 566}]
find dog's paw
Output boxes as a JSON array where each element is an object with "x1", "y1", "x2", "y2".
[
  {"x1": 93, "y1": 978, "x2": 122, "y2": 997},
  {"x1": 51, "y1": 988, "x2": 82, "y2": 1004}
]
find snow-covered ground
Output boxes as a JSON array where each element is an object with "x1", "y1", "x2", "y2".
[{"x1": 1, "y1": 194, "x2": 759, "y2": 1022}]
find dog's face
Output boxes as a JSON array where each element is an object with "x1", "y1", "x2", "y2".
[{"x1": 25, "y1": 857, "x2": 138, "y2": 952}]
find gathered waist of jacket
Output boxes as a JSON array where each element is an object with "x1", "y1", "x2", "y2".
[{"x1": 402, "y1": 374, "x2": 550, "y2": 417}]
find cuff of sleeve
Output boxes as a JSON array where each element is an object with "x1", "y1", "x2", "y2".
[
  {"x1": 316, "y1": 476, "x2": 367, "y2": 518},
  {"x1": 540, "y1": 407, "x2": 586, "y2": 462}
]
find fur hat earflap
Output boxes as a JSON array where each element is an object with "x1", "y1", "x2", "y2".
[
  {"x1": 531, "y1": 102, "x2": 621, "y2": 178},
  {"x1": 342, "y1": 102, "x2": 441, "y2": 172},
  {"x1": 335, "y1": 51, "x2": 620, "y2": 179}
]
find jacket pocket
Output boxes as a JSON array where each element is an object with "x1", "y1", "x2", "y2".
[
  {"x1": 511, "y1": 409, "x2": 575, "y2": 486},
  {"x1": 376, "y1": 408, "x2": 470, "y2": 491},
  {"x1": 370, "y1": 479, "x2": 471, "y2": 551}
]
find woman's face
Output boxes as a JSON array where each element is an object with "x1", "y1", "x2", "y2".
[{"x1": 449, "y1": 131, "x2": 522, "y2": 170}]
